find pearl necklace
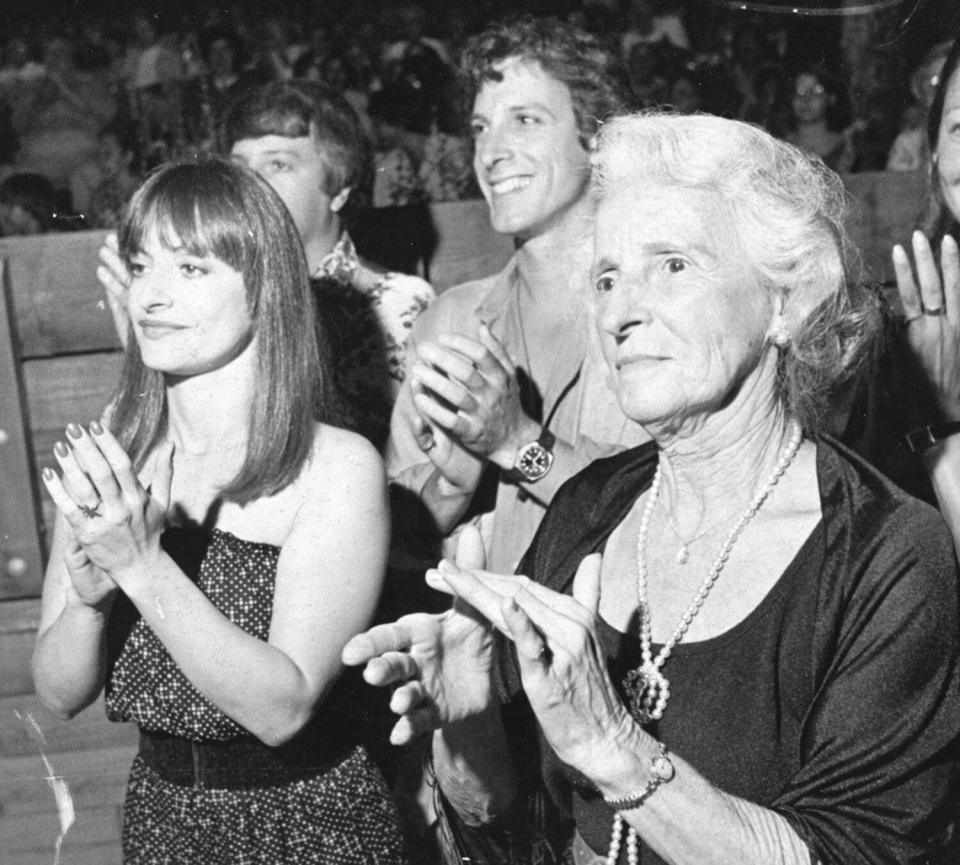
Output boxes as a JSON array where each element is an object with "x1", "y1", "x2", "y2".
[
  {"x1": 607, "y1": 423, "x2": 802, "y2": 864},
  {"x1": 623, "y1": 421, "x2": 803, "y2": 725}
]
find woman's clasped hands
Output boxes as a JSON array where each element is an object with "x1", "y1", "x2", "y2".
[{"x1": 41, "y1": 421, "x2": 174, "y2": 602}]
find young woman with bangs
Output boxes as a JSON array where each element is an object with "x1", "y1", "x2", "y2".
[{"x1": 31, "y1": 156, "x2": 406, "y2": 864}]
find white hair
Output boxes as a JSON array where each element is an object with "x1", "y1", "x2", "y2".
[{"x1": 590, "y1": 112, "x2": 879, "y2": 430}]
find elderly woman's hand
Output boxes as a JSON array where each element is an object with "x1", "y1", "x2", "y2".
[
  {"x1": 893, "y1": 232, "x2": 960, "y2": 420},
  {"x1": 436, "y1": 553, "x2": 642, "y2": 782},
  {"x1": 341, "y1": 526, "x2": 497, "y2": 745},
  {"x1": 41, "y1": 422, "x2": 173, "y2": 588}
]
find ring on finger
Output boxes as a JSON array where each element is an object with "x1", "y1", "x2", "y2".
[
  {"x1": 78, "y1": 500, "x2": 103, "y2": 519},
  {"x1": 924, "y1": 306, "x2": 946, "y2": 317}
]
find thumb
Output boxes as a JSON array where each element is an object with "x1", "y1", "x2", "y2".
[
  {"x1": 572, "y1": 553, "x2": 602, "y2": 616},
  {"x1": 455, "y1": 523, "x2": 486, "y2": 570},
  {"x1": 151, "y1": 441, "x2": 175, "y2": 513}
]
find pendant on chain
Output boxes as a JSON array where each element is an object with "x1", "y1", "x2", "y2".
[{"x1": 623, "y1": 663, "x2": 669, "y2": 725}]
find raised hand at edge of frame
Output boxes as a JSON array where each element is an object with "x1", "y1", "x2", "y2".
[{"x1": 893, "y1": 232, "x2": 960, "y2": 421}]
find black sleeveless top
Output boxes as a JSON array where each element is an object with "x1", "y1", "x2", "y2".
[{"x1": 495, "y1": 437, "x2": 960, "y2": 865}]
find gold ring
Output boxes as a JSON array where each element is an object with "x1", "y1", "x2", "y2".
[{"x1": 924, "y1": 306, "x2": 946, "y2": 317}]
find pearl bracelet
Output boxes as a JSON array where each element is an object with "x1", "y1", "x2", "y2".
[{"x1": 602, "y1": 742, "x2": 675, "y2": 811}]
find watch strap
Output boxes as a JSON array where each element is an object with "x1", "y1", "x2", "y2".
[{"x1": 905, "y1": 421, "x2": 960, "y2": 454}]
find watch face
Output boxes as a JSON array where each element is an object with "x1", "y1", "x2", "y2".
[{"x1": 517, "y1": 442, "x2": 554, "y2": 481}]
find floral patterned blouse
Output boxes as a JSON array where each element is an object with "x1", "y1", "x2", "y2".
[{"x1": 312, "y1": 233, "x2": 435, "y2": 450}]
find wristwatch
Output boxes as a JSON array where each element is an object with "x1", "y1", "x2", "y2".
[
  {"x1": 905, "y1": 421, "x2": 960, "y2": 454},
  {"x1": 503, "y1": 428, "x2": 556, "y2": 483},
  {"x1": 602, "y1": 742, "x2": 675, "y2": 811}
]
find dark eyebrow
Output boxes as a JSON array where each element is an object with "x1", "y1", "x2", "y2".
[{"x1": 592, "y1": 256, "x2": 617, "y2": 277}]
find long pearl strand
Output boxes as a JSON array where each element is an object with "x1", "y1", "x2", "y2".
[
  {"x1": 623, "y1": 421, "x2": 803, "y2": 725},
  {"x1": 606, "y1": 813, "x2": 639, "y2": 865}
]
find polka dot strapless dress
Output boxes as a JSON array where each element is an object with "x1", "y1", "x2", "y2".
[{"x1": 105, "y1": 527, "x2": 406, "y2": 864}]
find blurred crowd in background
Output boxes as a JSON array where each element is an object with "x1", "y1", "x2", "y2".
[{"x1": 0, "y1": 0, "x2": 952, "y2": 237}]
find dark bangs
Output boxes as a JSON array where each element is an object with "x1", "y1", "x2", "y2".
[{"x1": 119, "y1": 162, "x2": 260, "y2": 305}]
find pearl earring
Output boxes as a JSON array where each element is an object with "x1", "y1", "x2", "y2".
[{"x1": 770, "y1": 325, "x2": 790, "y2": 347}]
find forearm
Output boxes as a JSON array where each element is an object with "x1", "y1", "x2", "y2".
[
  {"x1": 923, "y1": 435, "x2": 960, "y2": 556},
  {"x1": 32, "y1": 593, "x2": 114, "y2": 718},
  {"x1": 418, "y1": 465, "x2": 480, "y2": 534},
  {"x1": 594, "y1": 738, "x2": 812, "y2": 865},
  {"x1": 432, "y1": 706, "x2": 519, "y2": 826},
  {"x1": 120, "y1": 553, "x2": 329, "y2": 745}
]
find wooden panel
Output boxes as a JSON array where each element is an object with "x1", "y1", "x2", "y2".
[
  {"x1": 0, "y1": 692, "x2": 137, "y2": 759},
  {"x1": 0, "y1": 229, "x2": 118, "y2": 359},
  {"x1": 3, "y1": 803, "x2": 125, "y2": 862},
  {"x1": 22, "y1": 352, "x2": 122, "y2": 433},
  {"x1": 0, "y1": 264, "x2": 45, "y2": 600},
  {"x1": 843, "y1": 169, "x2": 926, "y2": 285},
  {"x1": 425, "y1": 199, "x2": 514, "y2": 293},
  {"x1": 0, "y1": 630, "x2": 38, "y2": 697}
]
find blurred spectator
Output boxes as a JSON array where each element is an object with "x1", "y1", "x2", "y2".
[
  {"x1": 245, "y1": 16, "x2": 301, "y2": 82},
  {"x1": 887, "y1": 40, "x2": 952, "y2": 172},
  {"x1": 784, "y1": 65, "x2": 860, "y2": 173},
  {"x1": 182, "y1": 25, "x2": 259, "y2": 152},
  {"x1": 666, "y1": 64, "x2": 703, "y2": 114},
  {"x1": 740, "y1": 61, "x2": 792, "y2": 136},
  {"x1": 0, "y1": 37, "x2": 45, "y2": 90},
  {"x1": 381, "y1": 3, "x2": 452, "y2": 68},
  {"x1": 293, "y1": 22, "x2": 334, "y2": 80},
  {"x1": 367, "y1": 42, "x2": 474, "y2": 205},
  {"x1": 626, "y1": 40, "x2": 685, "y2": 109},
  {"x1": 0, "y1": 172, "x2": 76, "y2": 235},
  {"x1": 68, "y1": 124, "x2": 138, "y2": 228},
  {"x1": 10, "y1": 34, "x2": 116, "y2": 190},
  {"x1": 620, "y1": 0, "x2": 690, "y2": 59}
]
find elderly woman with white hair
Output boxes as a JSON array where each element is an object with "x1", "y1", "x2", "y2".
[{"x1": 343, "y1": 113, "x2": 960, "y2": 865}]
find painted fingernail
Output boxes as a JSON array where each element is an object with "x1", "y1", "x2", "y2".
[
  {"x1": 66, "y1": 422, "x2": 82, "y2": 439},
  {"x1": 54, "y1": 441, "x2": 69, "y2": 458},
  {"x1": 89, "y1": 420, "x2": 104, "y2": 435},
  {"x1": 42, "y1": 466, "x2": 55, "y2": 481}
]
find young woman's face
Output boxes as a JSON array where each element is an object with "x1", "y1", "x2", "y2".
[
  {"x1": 127, "y1": 221, "x2": 255, "y2": 378},
  {"x1": 936, "y1": 67, "x2": 960, "y2": 223}
]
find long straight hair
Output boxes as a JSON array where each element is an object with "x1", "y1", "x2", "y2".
[{"x1": 110, "y1": 156, "x2": 338, "y2": 504}]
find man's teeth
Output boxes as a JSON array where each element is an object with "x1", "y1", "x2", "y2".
[{"x1": 491, "y1": 177, "x2": 531, "y2": 194}]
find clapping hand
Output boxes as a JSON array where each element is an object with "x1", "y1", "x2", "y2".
[
  {"x1": 411, "y1": 323, "x2": 530, "y2": 465},
  {"x1": 42, "y1": 422, "x2": 174, "y2": 589},
  {"x1": 893, "y1": 232, "x2": 960, "y2": 419},
  {"x1": 96, "y1": 232, "x2": 132, "y2": 346},
  {"x1": 431, "y1": 551, "x2": 639, "y2": 777},
  {"x1": 341, "y1": 526, "x2": 497, "y2": 744}
]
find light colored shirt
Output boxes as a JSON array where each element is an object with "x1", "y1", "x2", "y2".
[{"x1": 387, "y1": 257, "x2": 648, "y2": 574}]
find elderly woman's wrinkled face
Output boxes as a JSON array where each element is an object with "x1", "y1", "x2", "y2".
[
  {"x1": 593, "y1": 181, "x2": 776, "y2": 431},
  {"x1": 936, "y1": 68, "x2": 960, "y2": 222}
]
